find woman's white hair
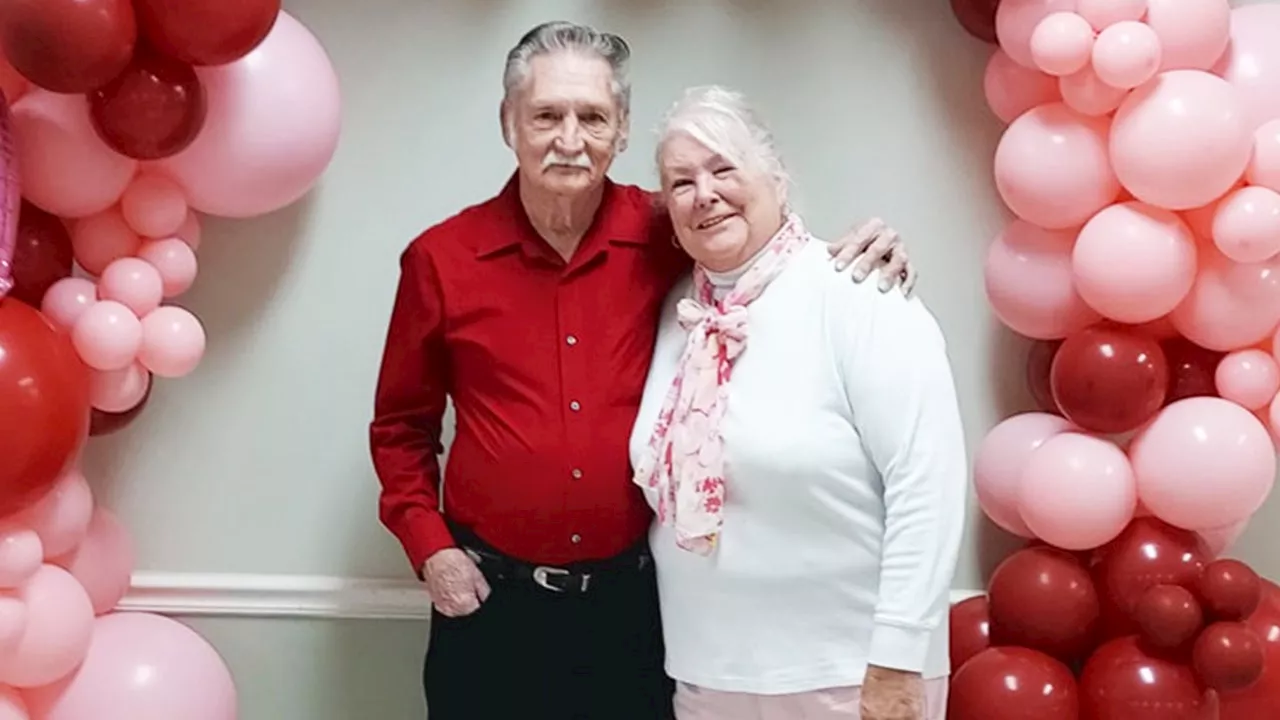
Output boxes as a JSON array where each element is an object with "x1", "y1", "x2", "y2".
[{"x1": 655, "y1": 85, "x2": 791, "y2": 196}]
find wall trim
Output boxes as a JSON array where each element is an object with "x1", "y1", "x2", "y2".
[{"x1": 122, "y1": 571, "x2": 983, "y2": 620}]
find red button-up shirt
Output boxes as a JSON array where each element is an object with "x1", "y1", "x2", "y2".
[{"x1": 370, "y1": 174, "x2": 689, "y2": 573}]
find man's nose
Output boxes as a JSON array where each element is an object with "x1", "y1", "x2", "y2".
[{"x1": 556, "y1": 116, "x2": 585, "y2": 152}]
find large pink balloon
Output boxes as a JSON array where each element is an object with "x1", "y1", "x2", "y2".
[
  {"x1": 24, "y1": 612, "x2": 237, "y2": 720},
  {"x1": 974, "y1": 412, "x2": 1077, "y2": 537},
  {"x1": 152, "y1": 10, "x2": 340, "y2": 218},
  {"x1": 1129, "y1": 396, "x2": 1276, "y2": 531},
  {"x1": 1144, "y1": 0, "x2": 1231, "y2": 72},
  {"x1": 985, "y1": 219, "x2": 1101, "y2": 339},
  {"x1": 1170, "y1": 240, "x2": 1280, "y2": 351},
  {"x1": 984, "y1": 48, "x2": 1060, "y2": 123},
  {"x1": 1018, "y1": 432, "x2": 1136, "y2": 550},
  {"x1": 1072, "y1": 201, "x2": 1197, "y2": 323},
  {"x1": 9, "y1": 90, "x2": 136, "y2": 219},
  {"x1": 996, "y1": 0, "x2": 1080, "y2": 69},
  {"x1": 0, "y1": 565, "x2": 94, "y2": 688},
  {"x1": 1110, "y1": 70, "x2": 1252, "y2": 211},
  {"x1": 1213, "y1": 3, "x2": 1280, "y2": 131},
  {"x1": 0, "y1": 686, "x2": 26, "y2": 720},
  {"x1": 50, "y1": 507, "x2": 134, "y2": 615},
  {"x1": 995, "y1": 102, "x2": 1121, "y2": 229}
]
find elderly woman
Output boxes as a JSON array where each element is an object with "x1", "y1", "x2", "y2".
[{"x1": 629, "y1": 85, "x2": 968, "y2": 720}]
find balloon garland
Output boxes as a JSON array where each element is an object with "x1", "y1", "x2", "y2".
[
  {"x1": 948, "y1": 1, "x2": 1280, "y2": 718},
  {"x1": 0, "y1": 1, "x2": 339, "y2": 717}
]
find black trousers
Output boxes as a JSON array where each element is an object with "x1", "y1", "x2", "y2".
[{"x1": 423, "y1": 540, "x2": 675, "y2": 720}]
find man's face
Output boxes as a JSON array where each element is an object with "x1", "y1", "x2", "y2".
[{"x1": 504, "y1": 51, "x2": 627, "y2": 197}]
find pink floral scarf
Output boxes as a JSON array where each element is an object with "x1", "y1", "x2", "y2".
[{"x1": 633, "y1": 213, "x2": 811, "y2": 554}]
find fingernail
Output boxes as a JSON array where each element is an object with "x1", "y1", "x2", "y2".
[
  {"x1": 835, "y1": 260, "x2": 848, "y2": 271},
  {"x1": 853, "y1": 268, "x2": 867, "y2": 281}
]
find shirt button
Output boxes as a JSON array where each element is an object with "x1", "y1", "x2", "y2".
[
  {"x1": 572, "y1": 468, "x2": 583, "y2": 479},
  {"x1": 569, "y1": 400, "x2": 581, "y2": 412},
  {"x1": 571, "y1": 534, "x2": 582, "y2": 544},
  {"x1": 566, "y1": 335, "x2": 578, "y2": 346}
]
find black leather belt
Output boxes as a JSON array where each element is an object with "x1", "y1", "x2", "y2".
[{"x1": 451, "y1": 527, "x2": 651, "y2": 595}]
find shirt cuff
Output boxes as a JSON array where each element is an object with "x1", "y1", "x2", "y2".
[
  {"x1": 867, "y1": 620, "x2": 933, "y2": 673},
  {"x1": 403, "y1": 508, "x2": 456, "y2": 581}
]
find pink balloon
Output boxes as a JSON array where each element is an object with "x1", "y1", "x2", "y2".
[
  {"x1": 0, "y1": 565, "x2": 94, "y2": 688},
  {"x1": 1246, "y1": 120, "x2": 1280, "y2": 194},
  {"x1": 1092, "y1": 21, "x2": 1162, "y2": 89},
  {"x1": 996, "y1": 0, "x2": 1080, "y2": 69},
  {"x1": 1030, "y1": 12, "x2": 1096, "y2": 77},
  {"x1": 1199, "y1": 518, "x2": 1248, "y2": 558},
  {"x1": 25, "y1": 612, "x2": 237, "y2": 720},
  {"x1": 98, "y1": 257, "x2": 163, "y2": 317},
  {"x1": 71, "y1": 299, "x2": 142, "y2": 371},
  {"x1": 1170, "y1": 240, "x2": 1280, "y2": 351},
  {"x1": 152, "y1": 11, "x2": 340, "y2": 218},
  {"x1": 0, "y1": 681, "x2": 28, "y2": 720},
  {"x1": 1018, "y1": 432, "x2": 1137, "y2": 549},
  {"x1": 984, "y1": 48, "x2": 1061, "y2": 123},
  {"x1": 0, "y1": 522, "x2": 41, "y2": 589},
  {"x1": 1129, "y1": 396, "x2": 1276, "y2": 530},
  {"x1": 1212, "y1": 185, "x2": 1280, "y2": 263},
  {"x1": 1182, "y1": 190, "x2": 1235, "y2": 240},
  {"x1": 1144, "y1": 0, "x2": 1230, "y2": 71},
  {"x1": 1215, "y1": 4, "x2": 1280, "y2": 131},
  {"x1": 69, "y1": 208, "x2": 142, "y2": 276},
  {"x1": 1072, "y1": 201, "x2": 1197, "y2": 323},
  {"x1": 136, "y1": 238, "x2": 197, "y2": 297},
  {"x1": 14, "y1": 470, "x2": 93, "y2": 559},
  {"x1": 87, "y1": 362, "x2": 150, "y2": 414},
  {"x1": 1111, "y1": 70, "x2": 1252, "y2": 210},
  {"x1": 173, "y1": 210, "x2": 201, "y2": 251},
  {"x1": 120, "y1": 174, "x2": 188, "y2": 239},
  {"x1": 1059, "y1": 65, "x2": 1128, "y2": 116},
  {"x1": 0, "y1": 595, "x2": 24, "y2": 656},
  {"x1": 39, "y1": 277, "x2": 98, "y2": 331},
  {"x1": 139, "y1": 306, "x2": 205, "y2": 378},
  {"x1": 50, "y1": 507, "x2": 134, "y2": 616},
  {"x1": 974, "y1": 412, "x2": 1077, "y2": 537},
  {"x1": 995, "y1": 102, "x2": 1121, "y2": 228},
  {"x1": 9, "y1": 91, "x2": 136, "y2": 219},
  {"x1": 984, "y1": 219, "x2": 1102, "y2": 339},
  {"x1": 1077, "y1": 0, "x2": 1147, "y2": 30},
  {"x1": 1215, "y1": 349, "x2": 1280, "y2": 411}
]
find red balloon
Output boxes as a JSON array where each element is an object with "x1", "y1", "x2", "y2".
[
  {"x1": 0, "y1": 298, "x2": 90, "y2": 516},
  {"x1": 0, "y1": 0, "x2": 136, "y2": 93},
  {"x1": 1092, "y1": 518, "x2": 1210, "y2": 638},
  {"x1": 1026, "y1": 339, "x2": 1060, "y2": 412},
  {"x1": 1198, "y1": 560, "x2": 1263, "y2": 622},
  {"x1": 134, "y1": 0, "x2": 281, "y2": 67},
  {"x1": 89, "y1": 379, "x2": 152, "y2": 436},
  {"x1": 950, "y1": 595, "x2": 992, "y2": 673},
  {"x1": 1051, "y1": 325, "x2": 1170, "y2": 434},
  {"x1": 950, "y1": 0, "x2": 1001, "y2": 44},
  {"x1": 1194, "y1": 622, "x2": 1265, "y2": 693},
  {"x1": 1220, "y1": 581, "x2": 1280, "y2": 719},
  {"x1": 88, "y1": 46, "x2": 206, "y2": 160},
  {"x1": 1135, "y1": 584, "x2": 1205, "y2": 652},
  {"x1": 988, "y1": 546, "x2": 1101, "y2": 663},
  {"x1": 948, "y1": 646, "x2": 1079, "y2": 720},
  {"x1": 1162, "y1": 337, "x2": 1223, "y2": 404},
  {"x1": 1081, "y1": 635, "x2": 1210, "y2": 719},
  {"x1": 8, "y1": 202, "x2": 72, "y2": 307}
]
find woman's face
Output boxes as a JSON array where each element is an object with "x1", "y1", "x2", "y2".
[{"x1": 660, "y1": 132, "x2": 784, "y2": 272}]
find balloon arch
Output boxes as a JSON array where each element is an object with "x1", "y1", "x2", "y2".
[
  {"x1": 947, "y1": 0, "x2": 1280, "y2": 718},
  {"x1": 0, "y1": 1, "x2": 340, "y2": 718}
]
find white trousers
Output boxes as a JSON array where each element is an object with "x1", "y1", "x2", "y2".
[{"x1": 673, "y1": 677, "x2": 949, "y2": 720}]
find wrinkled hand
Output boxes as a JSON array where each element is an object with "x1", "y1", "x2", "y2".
[
  {"x1": 860, "y1": 666, "x2": 925, "y2": 720},
  {"x1": 828, "y1": 217, "x2": 917, "y2": 296},
  {"x1": 422, "y1": 548, "x2": 491, "y2": 617}
]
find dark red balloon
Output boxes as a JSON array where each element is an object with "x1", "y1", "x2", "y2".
[
  {"x1": 88, "y1": 46, "x2": 206, "y2": 160},
  {"x1": 89, "y1": 379, "x2": 152, "y2": 436},
  {"x1": 1194, "y1": 622, "x2": 1265, "y2": 693},
  {"x1": 988, "y1": 546, "x2": 1101, "y2": 663},
  {"x1": 949, "y1": 646, "x2": 1079, "y2": 720},
  {"x1": 1135, "y1": 584, "x2": 1205, "y2": 652},
  {"x1": 950, "y1": 595, "x2": 992, "y2": 673},
  {"x1": 1219, "y1": 581, "x2": 1280, "y2": 719},
  {"x1": 1198, "y1": 560, "x2": 1263, "y2": 623},
  {"x1": 950, "y1": 0, "x2": 1001, "y2": 44},
  {"x1": 8, "y1": 202, "x2": 72, "y2": 307},
  {"x1": 0, "y1": 0, "x2": 136, "y2": 93},
  {"x1": 134, "y1": 0, "x2": 280, "y2": 67},
  {"x1": 1026, "y1": 339, "x2": 1060, "y2": 412},
  {"x1": 1092, "y1": 518, "x2": 1210, "y2": 638},
  {"x1": 1162, "y1": 337, "x2": 1223, "y2": 404},
  {"x1": 1051, "y1": 325, "x2": 1170, "y2": 434},
  {"x1": 0, "y1": 297, "x2": 90, "y2": 516},
  {"x1": 1081, "y1": 635, "x2": 1210, "y2": 719}
]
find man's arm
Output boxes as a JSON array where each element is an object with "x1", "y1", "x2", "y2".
[{"x1": 369, "y1": 243, "x2": 455, "y2": 579}]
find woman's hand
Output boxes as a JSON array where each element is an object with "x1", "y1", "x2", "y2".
[
  {"x1": 860, "y1": 665, "x2": 926, "y2": 720},
  {"x1": 827, "y1": 217, "x2": 917, "y2": 296}
]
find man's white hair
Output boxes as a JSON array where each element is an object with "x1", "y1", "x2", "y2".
[
  {"x1": 502, "y1": 21, "x2": 632, "y2": 114},
  {"x1": 655, "y1": 85, "x2": 791, "y2": 195}
]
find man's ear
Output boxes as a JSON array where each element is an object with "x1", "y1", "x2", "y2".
[
  {"x1": 499, "y1": 102, "x2": 513, "y2": 148},
  {"x1": 616, "y1": 113, "x2": 630, "y2": 154}
]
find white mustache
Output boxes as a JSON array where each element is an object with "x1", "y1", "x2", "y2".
[{"x1": 543, "y1": 150, "x2": 592, "y2": 170}]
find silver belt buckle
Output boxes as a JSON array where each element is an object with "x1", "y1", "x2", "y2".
[{"x1": 532, "y1": 566, "x2": 591, "y2": 592}]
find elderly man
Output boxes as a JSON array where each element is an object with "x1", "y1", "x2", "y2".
[{"x1": 369, "y1": 20, "x2": 916, "y2": 720}]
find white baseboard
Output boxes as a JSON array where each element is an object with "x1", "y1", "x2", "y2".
[{"x1": 121, "y1": 572, "x2": 983, "y2": 620}]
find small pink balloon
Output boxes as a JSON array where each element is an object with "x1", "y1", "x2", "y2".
[
  {"x1": 996, "y1": 0, "x2": 1080, "y2": 69},
  {"x1": 985, "y1": 219, "x2": 1102, "y2": 339},
  {"x1": 1171, "y1": 241, "x2": 1280, "y2": 351},
  {"x1": 1059, "y1": 65, "x2": 1129, "y2": 116},
  {"x1": 14, "y1": 470, "x2": 93, "y2": 559},
  {"x1": 1181, "y1": 184, "x2": 1241, "y2": 240},
  {"x1": 1199, "y1": 519, "x2": 1249, "y2": 558},
  {"x1": 39, "y1": 277, "x2": 98, "y2": 331},
  {"x1": 136, "y1": 238, "x2": 198, "y2": 297},
  {"x1": 0, "y1": 565, "x2": 94, "y2": 688},
  {"x1": 69, "y1": 208, "x2": 142, "y2": 276},
  {"x1": 87, "y1": 362, "x2": 150, "y2": 414},
  {"x1": 139, "y1": 306, "x2": 206, "y2": 378},
  {"x1": 1144, "y1": 0, "x2": 1231, "y2": 72},
  {"x1": 174, "y1": 210, "x2": 202, "y2": 251},
  {"x1": 974, "y1": 412, "x2": 1077, "y2": 537},
  {"x1": 0, "y1": 684, "x2": 27, "y2": 720},
  {"x1": 120, "y1": 174, "x2": 188, "y2": 239},
  {"x1": 1030, "y1": 12, "x2": 1096, "y2": 77},
  {"x1": 1216, "y1": 349, "x2": 1280, "y2": 411},
  {"x1": 1077, "y1": 0, "x2": 1148, "y2": 30},
  {"x1": 0, "y1": 523, "x2": 42, "y2": 589},
  {"x1": 98, "y1": 257, "x2": 164, "y2": 317},
  {"x1": 1092, "y1": 21, "x2": 1162, "y2": 89},
  {"x1": 1249, "y1": 120, "x2": 1280, "y2": 193},
  {"x1": 71, "y1": 300, "x2": 143, "y2": 371},
  {"x1": 50, "y1": 507, "x2": 134, "y2": 616},
  {"x1": 1212, "y1": 186, "x2": 1280, "y2": 263},
  {"x1": 0, "y1": 596, "x2": 26, "y2": 657},
  {"x1": 1018, "y1": 432, "x2": 1137, "y2": 550},
  {"x1": 984, "y1": 48, "x2": 1061, "y2": 124}
]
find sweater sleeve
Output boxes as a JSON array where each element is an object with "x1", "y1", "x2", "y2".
[{"x1": 830, "y1": 270, "x2": 969, "y2": 674}]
